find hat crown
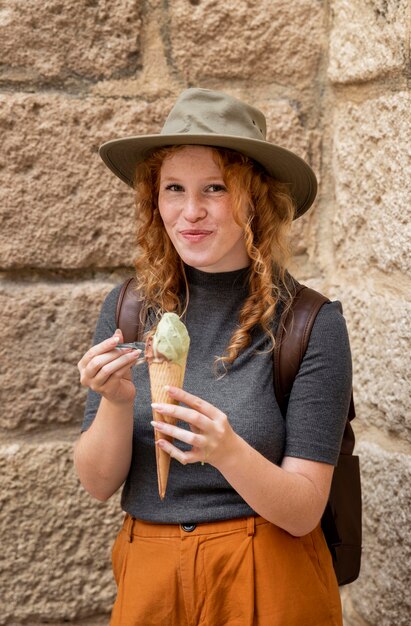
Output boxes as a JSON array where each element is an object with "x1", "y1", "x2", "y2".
[{"x1": 161, "y1": 88, "x2": 267, "y2": 142}]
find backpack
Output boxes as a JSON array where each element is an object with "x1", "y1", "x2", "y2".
[{"x1": 115, "y1": 277, "x2": 362, "y2": 586}]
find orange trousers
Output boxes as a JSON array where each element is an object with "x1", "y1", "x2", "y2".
[{"x1": 110, "y1": 514, "x2": 343, "y2": 626}]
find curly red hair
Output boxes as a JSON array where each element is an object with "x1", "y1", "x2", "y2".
[{"x1": 133, "y1": 145, "x2": 295, "y2": 367}]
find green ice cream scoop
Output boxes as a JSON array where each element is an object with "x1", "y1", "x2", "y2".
[{"x1": 152, "y1": 313, "x2": 190, "y2": 367}]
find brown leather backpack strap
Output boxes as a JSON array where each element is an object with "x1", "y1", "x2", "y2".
[
  {"x1": 274, "y1": 285, "x2": 329, "y2": 416},
  {"x1": 115, "y1": 277, "x2": 146, "y2": 343}
]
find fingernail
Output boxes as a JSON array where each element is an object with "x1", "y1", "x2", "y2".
[{"x1": 151, "y1": 403, "x2": 162, "y2": 410}]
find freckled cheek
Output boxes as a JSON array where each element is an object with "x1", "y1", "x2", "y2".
[
  {"x1": 158, "y1": 212, "x2": 180, "y2": 242},
  {"x1": 158, "y1": 201, "x2": 179, "y2": 226},
  {"x1": 161, "y1": 218, "x2": 177, "y2": 239}
]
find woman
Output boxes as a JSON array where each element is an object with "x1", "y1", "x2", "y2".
[{"x1": 75, "y1": 88, "x2": 352, "y2": 625}]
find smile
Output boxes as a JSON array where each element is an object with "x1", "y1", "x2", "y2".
[{"x1": 179, "y1": 230, "x2": 213, "y2": 243}]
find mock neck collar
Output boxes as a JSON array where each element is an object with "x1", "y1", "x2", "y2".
[{"x1": 184, "y1": 264, "x2": 250, "y2": 290}]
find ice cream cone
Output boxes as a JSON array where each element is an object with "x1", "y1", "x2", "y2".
[{"x1": 148, "y1": 357, "x2": 187, "y2": 499}]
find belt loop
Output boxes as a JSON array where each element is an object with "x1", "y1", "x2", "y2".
[
  {"x1": 126, "y1": 514, "x2": 135, "y2": 543},
  {"x1": 247, "y1": 516, "x2": 255, "y2": 536}
]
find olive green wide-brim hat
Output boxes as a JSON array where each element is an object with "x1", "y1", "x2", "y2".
[{"x1": 99, "y1": 88, "x2": 317, "y2": 219}]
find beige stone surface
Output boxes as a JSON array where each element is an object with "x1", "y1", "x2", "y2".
[
  {"x1": 332, "y1": 92, "x2": 411, "y2": 275},
  {"x1": 346, "y1": 441, "x2": 411, "y2": 626},
  {"x1": 0, "y1": 0, "x2": 142, "y2": 83},
  {"x1": 0, "y1": 441, "x2": 119, "y2": 624},
  {"x1": 341, "y1": 589, "x2": 372, "y2": 626},
  {"x1": 91, "y1": 2, "x2": 177, "y2": 99},
  {"x1": 0, "y1": 93, "x2": 175, "y2": 269},
  {"x1": 329, "y1": 282, "x2": 410, "y2": 442},
  {"x1": 0, "y1": 281, "x2": 118, "y2": 431},
  {"x1": 328, "y1": 0, "x2": 409, "y2": 83},
  {"x1": 256, "y1": 98, "x2": 321, "y2": 257},
  {"x1": 256, "y1": 99, "x2": 313, "y2": 163},
  {"x1": 168, "y1": 0, "x2": 324, "y2": 85}
]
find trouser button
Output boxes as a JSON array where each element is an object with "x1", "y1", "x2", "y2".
[{"x1": 181, "y1": 523, "x2": 197, "y2": 532}]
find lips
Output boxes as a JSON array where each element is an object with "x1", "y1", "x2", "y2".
[{"x1": 179, "y1": 229, "x2": 213, "y2": 242}]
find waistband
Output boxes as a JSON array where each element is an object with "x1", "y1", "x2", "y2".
[{"x1": 121, "y1": 513, "x2": 269, "y2": 541}]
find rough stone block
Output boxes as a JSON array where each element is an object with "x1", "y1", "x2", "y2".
[
  {"x1": 0, "y1": 281, "x2": 118, "y2": 431},
  {"x1": 258, "y1": 99, "x2": 319, "y2": 167},
  {"x1": 340, "y1": 588, "x2": 372, "y2": 626},
  {"x1": 329, "y1": 284, "x2": 410, "y2": 442},
  {"x1": 332, "y1": 93, "x2": 411, "y2": 275},
  {"x1": 0, "y1": 0, "x2": 142, "y2": 82},
  {"x1": 348, "y1": 441, "x2": 411, "y2": 626},
  {"x1": 168, "y1": 0, "x2": 324, "y2": 85},
  {"x1": 328, "y1": 0, "x2": 409, "y2": 83},
  {"x1": 0, "y1": 441, "x2": 120, "y2": 623},
  {"x1": 256, "y1": 98, "x2": 321, "y2": 257},
  {"x1": 0, "y1": 93, "x2": 174, "y2": 269}
]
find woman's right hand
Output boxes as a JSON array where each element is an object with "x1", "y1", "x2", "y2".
[{"x1": 77, "y1": 329, "x2": 142, "y2": 406}]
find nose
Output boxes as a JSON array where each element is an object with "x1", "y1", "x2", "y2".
[{"x1": 182, "y1": 192, "x2": 207, "y2": 222}]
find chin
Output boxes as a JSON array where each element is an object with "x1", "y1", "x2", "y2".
[{"x1": 179, "y1": 252, "x2": 217, "y2": 271}]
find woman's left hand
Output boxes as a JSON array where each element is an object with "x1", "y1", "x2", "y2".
[{"x1": 151, "y1": 386, "x2": 238, "y2": 468}]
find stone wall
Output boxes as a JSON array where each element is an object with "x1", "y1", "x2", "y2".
[{"x1": 0, "y1": 1, "x2": 409, "y2": 624}]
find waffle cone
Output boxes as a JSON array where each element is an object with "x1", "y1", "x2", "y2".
[{"x1": 149, "y1": 358, "x2": 187, "y2": 499}]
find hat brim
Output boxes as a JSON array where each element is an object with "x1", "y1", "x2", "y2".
[{"x1": 99, "y1": 134, "x2": 317, "y2": 218}]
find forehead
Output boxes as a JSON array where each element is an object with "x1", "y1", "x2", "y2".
[{"x1": 160, "y1": 145, "x2": 222, "y2": 175}]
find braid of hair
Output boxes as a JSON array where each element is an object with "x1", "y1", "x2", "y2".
[{"x1": 216, "y1": 158, "x2": 294, "y2": 369}]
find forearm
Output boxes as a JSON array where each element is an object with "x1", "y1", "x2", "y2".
[
  {"x1": 215, "y1": 433, "x2": 330, "y2": 536},
  {"x1": 74, "y1": 397, "x2": 134, "y2": 501}
]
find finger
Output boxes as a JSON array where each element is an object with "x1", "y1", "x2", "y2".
[
  {"x1": 85, "y1": 347, "x2": 136, "y2": 380},
  {"x1": 109, "y1": 359, "x2": 136, "y2": 381},
  {"x1": 92, "y1": 350, "x2": 141, "y2": 387},
  {"x1": 151, "y1": 401, "x2": 210, "y2": 431},
  {"x1": 156, "y1": 439, "x2": 198, "y2": 466},
  {"x1": 151, "y1": 420, "x2": 205, "y2": 448},
  {"x1": 81, "y1": 350, "x2": 140, "y2": 389},
  {"x1": 78, "y1": 334, "x2": 121, "y2": 370},
  {"x1": 164, "y1": 386, "x2": 223, "y2": 421}
]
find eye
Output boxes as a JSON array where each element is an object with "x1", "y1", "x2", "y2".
[
  {"x1": 206, "y1": 184, "x2": 227, "y2": 192},
  {"x1": 165, "y1": 183, "x2": 184, "y2": 192}
]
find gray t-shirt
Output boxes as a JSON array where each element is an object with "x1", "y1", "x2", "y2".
[{"x1": 82, "y1": 266, "x2": 352, "y2": 523}]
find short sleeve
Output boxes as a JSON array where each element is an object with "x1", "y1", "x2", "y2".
[
  {"x1": 81, "y1": 284, "x2": 123, "y2": 432},
  {"x1": 283, "y1": 300, "x2": 353, "y2": 465}
]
